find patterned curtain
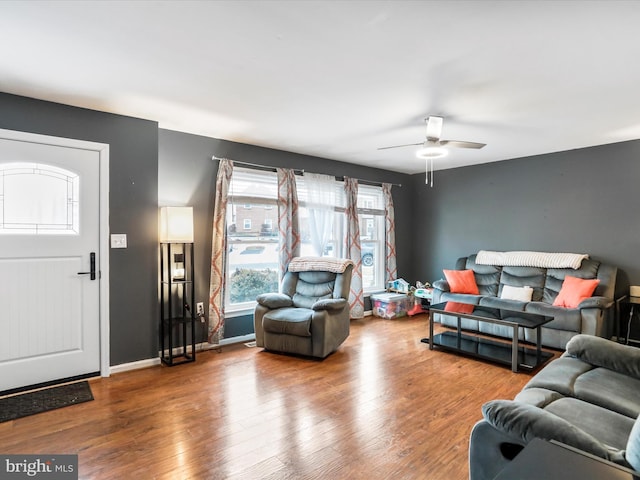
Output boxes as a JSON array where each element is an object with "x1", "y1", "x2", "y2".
[
  {"x1": 344, "y1": 177, "x2": 364, "y2": 318},
  {"x1": 382, "y1": 183, "x2": 397, "y2": 284},
  {"x1": 277, "y1": 168, "x2": 300, "y2": 280},
  {"x1": 208, "y1": 159, "x2": 233, "y2": 345}
]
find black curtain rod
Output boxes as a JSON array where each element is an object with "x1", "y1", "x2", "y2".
[
  {"x1": 212, "y1": 156, "x2": 304, "y2": 175},
  {"x1": 211, "y1": 156, "x2": 402, "y2": 188}
]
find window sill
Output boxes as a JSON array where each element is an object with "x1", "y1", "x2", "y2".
[
  {"x1": 364, "y1": 289, "x2": 386, "y2": 297},
  {"x1": 225, "y1": 305, "x2": 256, "y2": 318}
]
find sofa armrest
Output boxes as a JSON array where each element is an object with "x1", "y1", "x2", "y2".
[
  {"x1": 482, "y1": 400, "x2": 613, "y2": 460},
  {"x1": 566, "y1": 334, "x2": 640, "y2": 379},
  {"x1": 312, "y1": 298, "x2": 347, "y2": 311},
  {"x1": 577, "y1": 296, "x2": 614, "y2": 309},
  {"x1": 626, "y1": 415, "x2": 640, "y2": 472},
  {"x1": 256, "y1": 292, "x2": 293, "y2": 309},
  {"x1": 433, "y1": 279, "x2": 450, "y2": 292}
]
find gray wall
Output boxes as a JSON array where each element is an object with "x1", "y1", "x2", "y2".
[
  {"x1": 0, "y1": 93, "x2": 159, "y2": 365},
  {"x1": 10, "y1": 90, "x2": 637, "y2": 362},
  {"x1": 411, "y1": 139, "x2": 640, "y2": 296},
  {"x1": 158, "y1": 129, "x2": 414, "y2": 337}
]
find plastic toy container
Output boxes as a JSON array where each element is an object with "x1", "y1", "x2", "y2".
[{"x1": 371, "y1": 292, "x2": 411, "y2": 319}]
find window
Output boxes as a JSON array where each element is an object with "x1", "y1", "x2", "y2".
[
  {"x1": 224, "y1": 168, "x2": 388, "y2": 313},
  {"x1": 296, "y1": 177, "x2": 386, "y2": 292},
  {"x1": 226, "y1": 168, "x2": 279, "y2": 311},
  {"x1": 0, "y1": 162, "x2": 79, "y2": 235},
  {"x1": 356, "y1": 184, "x2": 386, "y2": 292},
  {"x1": 296, "y1": 177, "x2": 344, "y2": 260}
]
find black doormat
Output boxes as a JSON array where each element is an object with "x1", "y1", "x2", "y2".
[{"x1": 0, "y1": 381, "x2": 93, "y2": 423}]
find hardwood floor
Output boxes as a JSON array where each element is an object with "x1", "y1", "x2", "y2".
[{"x1": 0, "y1": 314, "x2": 557, "y2": 479}]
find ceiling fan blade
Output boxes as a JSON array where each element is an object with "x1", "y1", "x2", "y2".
[
  {"x1": 439, "y1": 140, "x2": 486, "y2": 149},
  {"x1": 377, "y1": 142, "x2": 423, "y2": 151},
  {"x1": 426, "y1": 116, "x2": 444, "y2": 141}
]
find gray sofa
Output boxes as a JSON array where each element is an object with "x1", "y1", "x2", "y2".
[
  {"x1": 432, "y1": 253, "x2": 617, "y2": 349},
  {"x1": 469, "y1": 334, "x2": 640, "y2": 480}
]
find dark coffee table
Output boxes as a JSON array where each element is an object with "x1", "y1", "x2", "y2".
[{"x1": 424, "y1": 301, "x2": 554, "y2": 372}]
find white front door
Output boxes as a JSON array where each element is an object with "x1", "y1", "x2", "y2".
[{"x1": 0, "y1": 131, "x2": 106, "y2": 392}]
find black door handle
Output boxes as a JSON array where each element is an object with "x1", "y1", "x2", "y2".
[{"x1": 77, "y1": 252, "x2": 96, "y2": 280}]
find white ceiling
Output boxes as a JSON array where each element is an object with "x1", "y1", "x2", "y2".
[{"x1": 2, "y1": 0, "x2": 640, "y2": 174}]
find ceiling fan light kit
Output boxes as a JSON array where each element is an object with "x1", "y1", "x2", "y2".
[
  {"x1": 378, "y1": 115, "x2": 486, "y2": 187},
  {"x1": 415, "y1": 145, "x2": 448, "y2": 159}
]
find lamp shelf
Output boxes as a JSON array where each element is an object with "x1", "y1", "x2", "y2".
[{"x1": 160, "y1": 241, "x2": 196, "y2": 366}]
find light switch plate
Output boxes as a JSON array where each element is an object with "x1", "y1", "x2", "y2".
[{"x1": 110, "y1": 234, "x2": 127, "y2": 249}]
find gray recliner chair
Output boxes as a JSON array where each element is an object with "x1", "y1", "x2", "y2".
[{"x1": 254, "y1": 257, "x2": 353, "y2": 359}]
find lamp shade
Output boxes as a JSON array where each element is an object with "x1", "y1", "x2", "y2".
[{"x1": 160, "y1": 206, "x2": 194, "y2": 243}]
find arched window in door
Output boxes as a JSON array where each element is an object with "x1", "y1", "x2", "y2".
[{"x1": 0, "y1": 162, "x2": 79, "y2": 234}]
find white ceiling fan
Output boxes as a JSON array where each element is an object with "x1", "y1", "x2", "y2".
[{"x1": 378, "y1": 116, "x2": 486, "y2": 186}]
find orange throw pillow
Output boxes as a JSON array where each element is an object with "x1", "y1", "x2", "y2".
[
  {"x1": 443, "y1": 269, "x2": 480, "y2": 295},
  {"x1": 552, "y1": 276, "x2": 600, "y2": 308}
]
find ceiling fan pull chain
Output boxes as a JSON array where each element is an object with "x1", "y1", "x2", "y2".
[
  {"x1": 425, "y1": 158, "x2": 429, "y2": 185},
  {"x1": 425, "y1": 157, "x2": 435, "y2": 187},
  {"x1": 430, "y1": 157, "x2": 434, "y2": 188}
]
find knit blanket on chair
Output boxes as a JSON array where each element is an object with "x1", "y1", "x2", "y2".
[{"x1": 288, "y1": 257, "x2": 354, "y2": 273}]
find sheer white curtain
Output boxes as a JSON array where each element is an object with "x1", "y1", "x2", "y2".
[{"x1": 303, "y1": 172, "x2": 335, "y2": 257}]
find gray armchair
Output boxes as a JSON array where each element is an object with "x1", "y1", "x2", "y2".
[{"x1": 254, "y1": 257, "x2": 354, "y2": 358}]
